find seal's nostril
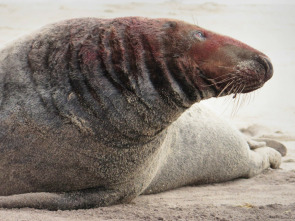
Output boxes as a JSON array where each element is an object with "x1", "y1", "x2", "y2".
[
  {"x1": 257, "y1": 56, "x2": 273, "y2": 81},
  {"x1": 264, "y1": 57, "x2": 273, "y2": 81}
]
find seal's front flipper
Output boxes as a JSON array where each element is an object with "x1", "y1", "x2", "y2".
[
  {"x1": 253, "y1": 138, "x2": 287, "y2": 156},
  {"x1": 246, "y1": 137, "x2": 287, "y2": 157},
  {"x1": 247, "y1": 147, "x2": 282, "y2": 178},
  {"x1": 0, "y1": 187, "x2": 134, "y2": 210},
  {"x1": 246, "y1": 138, "x2": 266, "y2": 149}
]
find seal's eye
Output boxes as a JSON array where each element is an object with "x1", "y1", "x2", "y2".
[{"x1": 194, "y1": 31, "x2": 206, "y2": 41}]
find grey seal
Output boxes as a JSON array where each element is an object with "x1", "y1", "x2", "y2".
[{"x1": 0, "y1": 17, "x2": 283, "y2": 210}]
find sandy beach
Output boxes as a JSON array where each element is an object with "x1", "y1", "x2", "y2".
[{"x1": 0, "y1": 0, "x2": 294, "y2": 220}]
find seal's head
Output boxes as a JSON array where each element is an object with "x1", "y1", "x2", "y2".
[
  {"x1": 156, "y1": 19, "x2": 273, "y2": 100},
  {"x1": 188, "y1": 27, "x2": 273, "y2": 96}
]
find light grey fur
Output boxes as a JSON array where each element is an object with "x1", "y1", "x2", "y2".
[{"x1": 0, "y1": 103, "x2": 283, "y2": 210}]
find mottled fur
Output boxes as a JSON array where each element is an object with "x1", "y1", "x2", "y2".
[{"x1": 0, "y1": 17, "x2": 281, "y2": 210}]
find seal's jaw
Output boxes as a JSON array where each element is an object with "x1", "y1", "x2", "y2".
[
  {"x1": 189, "y1": 33, "x2": 274, "y2": 98},
  {"x1": 233, "y1": 56, "x2": 273, "y2": 94},
  {"x1": 218, "y1": 54, "x2": 273, "y2": 96}
]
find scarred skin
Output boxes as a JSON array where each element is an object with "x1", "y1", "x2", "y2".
[{"x1": 0, "y1": 17, "x2": 281, "y2": 210}]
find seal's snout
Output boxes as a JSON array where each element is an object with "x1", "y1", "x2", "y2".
[{"x1": 256, "y1": 56, "x2": 273, "y2": 81}]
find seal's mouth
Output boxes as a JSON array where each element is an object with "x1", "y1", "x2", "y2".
[
  {"x1": 236, "y1": 56, "x2": 273, "y2": 94},
  {"x1": 199, "y1": 56, "x2": 273, "y2": 98},
  {"x1": 240, "y1": 82, "x2": 264, "y2": 93}
]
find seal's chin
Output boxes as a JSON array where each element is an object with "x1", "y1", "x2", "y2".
[
  {"x1": 240, "y1": 83, "x2": 264, "y2": 93},
  {"x1": 217, "y1": 72, "x2": 266, "y2": 96}
]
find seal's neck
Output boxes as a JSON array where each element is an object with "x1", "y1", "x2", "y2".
[
  {"x1": 28, "y1": 18, "x2": 203, "y2": 148},
  {"x1": 67, "y1": 20, "x2": 215, "y2": 147}
]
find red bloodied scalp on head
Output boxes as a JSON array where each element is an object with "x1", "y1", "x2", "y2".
[
  {"x1": 75, "y1": 17, "x2": 273, "y2": 103},
  {"x1": 191, "y1": 29, "x2": 264, "y2": 62}
]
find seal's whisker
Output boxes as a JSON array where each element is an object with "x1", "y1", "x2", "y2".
[
  {"x1": 238, "y1": 85, "x2": 246, "y2": 107},
  {"x1": 247, "y1": 93, "x2": 254, "y2": 105},
  {"x1": 244, "y1": 93, "x2": 250, "y2": 106},
  {"x1": 217, "y1": 80, "x2": 234, "y2": 97},
  {"x1": 226, "y1": 84, "x2": 235, "y2": 96},
  {"x1": 232, "y1": 96, "x2": 238, "y2": 116},
  {"x1": 235, "y1": 94, "x2": 242, "y2": 115},
  {"x1": 203, "y1": 76, "x2": 237, "y2": 88},
  {"x1": 232, "y1": 82, "x2": 243, "y2": 99},
  {"x1": 237, "y1": 84, "x2": 246, "y2": 110},
  {"x1": 231, "y1": 85, "x2": 243, "y2": 116},
  {"x1": 214, "y1": 76, "x2": 237, "y2": 84},
  {"x1": 247, "y1": 93, "x2": 252, "y2": 105},
  {"x1": 241, "y1": 92, "x2": 248, "y2": 108},
  {"x1": 240, "y1": 85, "x2": 246, "y2": 94},
  {"x1": 251, "y1": 90, "x2": 257, "y2": 104},
  {"x1": 207, "y1": 73, "x2": 235, "y2": 81},
  {"x1": 191, "y1": 15, "x2": 198, "y2": 26}
]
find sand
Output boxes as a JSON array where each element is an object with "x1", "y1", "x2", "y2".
[{"x1": 0, "y1": 0, "x2": 294, "y2": 220}]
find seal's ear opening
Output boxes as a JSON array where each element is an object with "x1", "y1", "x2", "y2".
[{"x1": 163, "y1": 21, "x2": 177, "y2": 29}]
